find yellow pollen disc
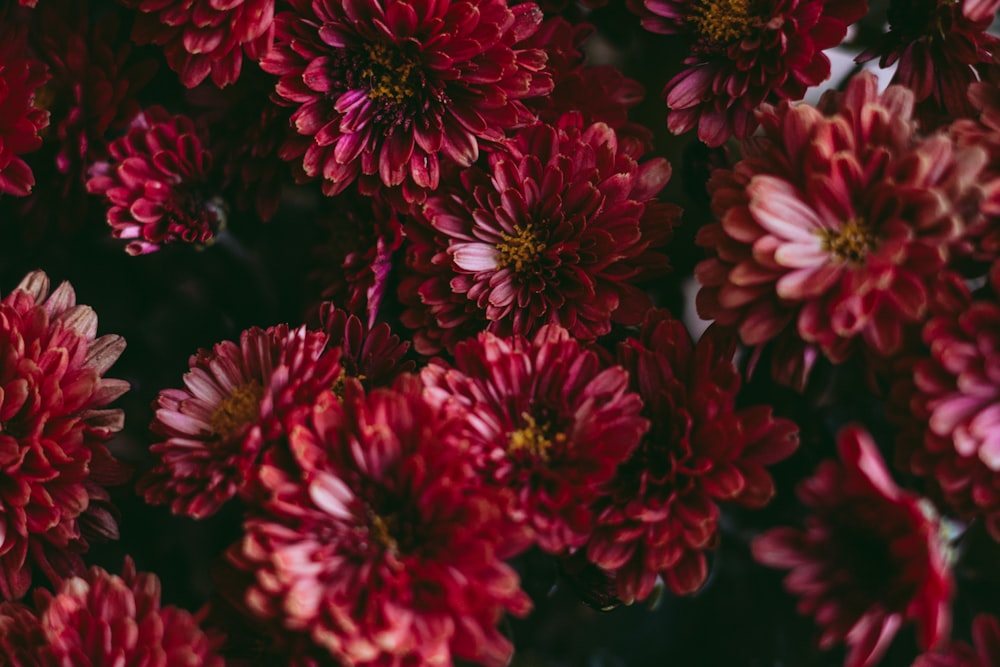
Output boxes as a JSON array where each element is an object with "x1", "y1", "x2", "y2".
[
  {"x1": 331, "y1": 370, "x2": 367, "y2": 400},
  {"x1": 818, "y1": 218, "x2": 877, "y2": 264},
  {"x1": 690, "y1": 0, "x2": 754, "y2": 44},
  {"x1": 209, "y1": 381, "x2": 264, "y2": 438},
  {"x1": 362, "y1": 43, "x2": 419, "y2": 105},
  {"x1": 367, "y1": 509, "x2": 399, "y2": 553},
  {"x1": 507, "y1": 414, "x2": 565, "y2": 461},
  {"x1": 496, "y1": 225, "x2": 547, "y2": 273}
]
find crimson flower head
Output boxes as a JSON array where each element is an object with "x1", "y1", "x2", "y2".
[
  {"x1": 400, "y1": 112, "x2": 679, "y2": 355},
  {"x1": 0, "y1": 22, "x2": 49, "y2": 196},
  {"x1": 857, "y1": 0, "x2": 1000, "y2": 128},
  {"x1": 913, "y1": 614, "x2": 1000, "y2": 667},
  {"x1": 628, "y1": 0, "x2": 866, "y2": 146},
  {"x1": 0, "y1": 558, "x2": 223, "y2": 666},
  {"x1": 0, "y1": 270, "x2": 130, "y2": 602},
  {"x1": 318, "y1": 303, "x2": 414, "y2": 391},
  {"x1": 586, "y1": 310, "x2": 798, "y2": 601},
  {"x1": 753, "y1": 426, "x2": 953, "y2": 667},
  {"x1": 124, "y1": 0, "x2": 275, "y2": 88},
  {"x1": 261, "y1": 0, "x2": 552, "y2": 204},
  {"x1": 86, "y1": 106, "x2": 223, "y2": 255},
  {"x1": 138, "y1": 324, "x2": 341, "y2": 520},
  {"x1": 231, "y1": 376, "x2": 531, "y2": 667},
  {"x1": 422, "y1": 325, "x2": 648, "y2": 553},
  {"x1": 696, "y1": 72, "x2": 988, "y2": 380}
]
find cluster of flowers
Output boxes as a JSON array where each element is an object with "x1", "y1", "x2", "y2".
[{"x1": 1, "y1": 0, "x2": 1000, "y2": 665}]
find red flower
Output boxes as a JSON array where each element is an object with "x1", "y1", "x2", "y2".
[
  {"x1": 628, "y1": 0, "x2": 866, "y2": 146},
  {"x1": 318, "y1": 303, "x2": 414, "y2": 391},
  {"x1": 0, "y1": 22, "x2": 49, "y2": 196},
  {"x1": 86, "y1": 106, "x2": 222, "y2": 255},
  {"x1": 260, "y1": 0, "x2": 552, "y2": 203},
  {"x1": 138, "y1": 324, "x2": 340, "y2": 519},
  {"x1": 585, "y1": 310, "x2": 798, "y2": 601},
  {"x1": 913, "y1": 614, "x2": 1000, "y2": 667},
  {"x1": 858, "y1": 0, "x2": 1000, "y2": 128},
  {"x1": 0, "y1": 271, "x2": 130, "y2": 601},
  {"x1": 0, "y1": 558, "x2": 223, "y2": 666},
  {"x1": 696, "y1": 72, "x2": 987, "y2": 380},
  {"x1": 400, "y1": 113, "x2": 679, "y2": 355},
  {"x1": 753, "y1": 426, "x2": 953, "y2": 667},
  {"x1": 422, "y1": 325, "x2": 648, "y2": 553},
  {"x1": 230, "y1": 377, "x2": 531, "y2": 667},
  {"x1": 124, "y1": 0, "x2": 275, "y2": 88}
]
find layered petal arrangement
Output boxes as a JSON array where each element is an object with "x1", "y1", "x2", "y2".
[
  {"x1": 318, "y1": 303, "x2": 414, "y2": 391},
  {"x1": 86, "y1": 106, "x2": 223, "y2": 255},
  {"x1": 231, "y1": 377, "x2": 532, "y2": 667},
  {"x1": 586, "y1": 310, "x2": 798, "y2": 601},
  {"x1": 124, "y1": 0, "x2": 275, "y2": 88},
  {"x1": 753, "y1": 426, "x2": 953, "y2": 667},
  {"x1": 422, "y1": 325, "x2": 648, "y2": 553},
  {"x1": 401, "y1": 113, "x2": 679, "y2": 354},
  {"x1": 0, "y1": 559, "x2": 224, "y2": 666},
  {"x1": 0, "y1": 271, "x2": 129, "y2": 601},
  {"x1": 628, "y1": 0, "x2": 867, "y2": 146},
  {"x1": 696, "y1": 71, "x2": 988, "y2": 381},
  {"x1": 0, "y1": 23, "x2": 50, "y2": 196},
  {"x1": 261, "y1": 0, "x2": 553, "y2": 203}
]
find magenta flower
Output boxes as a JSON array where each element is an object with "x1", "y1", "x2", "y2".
[
  {"x1": 260, "y1": 0, "x2": 552, "y2": 204},
  {"x1": 753, "y1": 426, "x2": 953, "y2": 667},
  {"x1": 0, "y1": 23, "x2": 49, "y2": 196}
]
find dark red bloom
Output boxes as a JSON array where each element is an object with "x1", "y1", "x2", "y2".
[
  {"x1": 260, "y1": 0, "x2": 552, "y2": 203},
  {"x1": 753, "y1": 426, "x2": 953, "y2": 667},
  {"x1": 422, "y1": 325, "x2": 648, "y2": 553},
  {"x1": 138, "y1": 324, "x2": 340, "y2": 520},
  {"x1": 400, "y1": 113, "x2": 679, "y2": 354},
  {"x1": 318, "y1": 303, "x2": 414, "y2": 391},
  {"x1": 629, "y1": 0, "x2": 867, "y2": 146},
  {"x1": 86, "y1": 106, "x2": 222, "y2": 255},
  {"x1": 696, "y1": 72, "x2": 987, "y2": 381},
  {"x1": 0, "y1": 22, "x2": 49, "y2": 196},
  {"x1": 586, "y1": 310, "x2": 798, "y2": 601},
  {"x1": 231, "y1": 377, "x2": 531, "y2": 667},
  {"x1": 0, "y1": 558, "x2": 223, "y2": 666},
  {"x1": 913, "y1": 614, "x2": 1000, "y2": 667},
  {"x1": 0, "y1": 271, "x2": 130, "y2": 601},
  {"x1": 858, "y1": 0, "x2": 1000, "y2": 128},
  {"x1": 124, "y1": 0, "x2": 275, "y2": 88}
]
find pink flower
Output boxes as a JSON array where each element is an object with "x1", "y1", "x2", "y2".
[
  {"x1": 629, "y1": 0, "x2": 866, "y2": 146},
  {"x1": 586, "y1": 310, "x2": 798, "y2": 601},
  {"x1": 400, "y1": 113, "x2": 679, "y2": 354},
  {"x1": 753, "y1": 426, "x2": 953, "y2": 667},
  {"x1": 260, "y1": 0, "x2": 552, "y2": 203},
  {"x1": 696, "y1": 72, "x2": 988, "y2": 380},
  {"x1": 231, "y1": 377, "x2": 531, "y2": 667},
  {"x1": 318, "y1": 303, "x2": 414, "y2": 390},
  {"x1": 422, "y1": 325, "x2": 648, "y2": 553},
  {"x1": 0, "y1": 271, "x2": 130, "y2": 601},
  {"x1": 0, "y1": 22, "x2": 49, "y2": 196}
]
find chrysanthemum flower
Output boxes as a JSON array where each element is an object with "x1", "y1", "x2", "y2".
[
  {"x1": 584, "y1": 310, "x2": 797, "y2": 601},
  {"x1": 753, "y1": 425, "x2": 953, "y2": 667},
  {"x1": 0, "y1": 271, "x2": 130, "y2": 602},
  {"x1": 124, "y1": 0, "x2": 275, "y2": 88},
  {"x1": 696, "y1": 72, "x2": 988, "y2": 379},
  {"x1": 311, "y1": 191, "x2": 404, "y2": 327},
  {"x1": 913, "y1": 613, "x2": 1000, "y2": 667},
  {"x1": 138, "y1": 324, "x2": 340, "y2": 520},
  {"x1": 400, "y1": 113, "x2": 679, "y2": 354},
  {"x1": 421, "y1": 325, "x2": 647, "y2": 553},
  {"x1": 0, "y1": 558, "x2": 223, "y2": 666},
  {"x1": 231, "y1": 377, "x2": 532, "y2": 667},
  {"x1": 318, "y1": 303, "x2": 413, "y2": 391},
  {"x1": 0, "y1": 23, "x2": 50, "y2": 196},
  {"x1": 260, "y1": 0, "x2": 553, "y2": 203},
  {"x1": 628, "y1": 0, "x2": 867, "y2": 146},
  {"x1": 858, "y1": 0, "x2": 1000, "y2": 128},
  {"x1": 86, "y1": 106, "x2": 223, "y2": 256}
]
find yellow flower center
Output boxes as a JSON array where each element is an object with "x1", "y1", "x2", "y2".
[
  {"x1": 209, "y1": 381, "x2": 263, "y2": 438},
  {"x1": 818, "y1": 218, "x2": 877, "y2": 264},
  {"x1": 507, "y1": 414, "x2": 566, "y2": 461},
  {"x1": 496, "y1": 225, "x2": 547, "y2": 273},
  {"x1": 367, "y1": 508, "x2": 399, "y2": 553},
  {"x1": 331, "y1": 369, "x2": 366, "y2": 400},
  {"x1": 362, "y1": 43, "x2": 419, "y2": 105},
  {"x1": 690, "y1": 0, "x2": 754, "y2": 44}
]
